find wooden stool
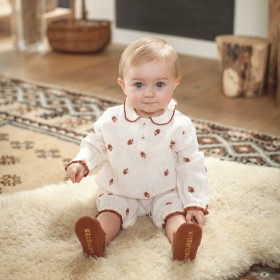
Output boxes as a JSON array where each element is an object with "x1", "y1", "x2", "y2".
[
  {"x1": 277, "y1": 25, "x2": 280, "y2": 106},
  {"x1": 216, "y1": 35, "x2": 270, "y2": 98}
]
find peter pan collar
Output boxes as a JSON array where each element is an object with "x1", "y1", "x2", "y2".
[{"x1": 124, "y1": 98, "x2": 177, "y2": 125}]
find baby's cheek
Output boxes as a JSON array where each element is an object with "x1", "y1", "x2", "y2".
[{"x1": 126, "y1": 94, "x2": 141, "y2": 107}]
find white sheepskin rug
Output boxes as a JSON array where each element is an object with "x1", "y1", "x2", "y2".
[{"x1": 0, "y1": 158, "x2": 279, "y2": 280}]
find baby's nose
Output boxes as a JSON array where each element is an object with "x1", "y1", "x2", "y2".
[{"x1": 144, "y1": 87, "x2": 154, "y2": 97}]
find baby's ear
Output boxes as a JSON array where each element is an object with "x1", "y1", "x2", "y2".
[
  {"x1": 173, "y1": 77, "x2": 181, "y2": 90},
  {"x1": 175, "y1": 77, "x2": 181, "y2": 86},
  {"x1": 118, "y1": 78, "x2": 125, "y2": 92}
]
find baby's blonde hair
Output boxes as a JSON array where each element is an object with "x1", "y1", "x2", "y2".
[{"x1": 118, "y1": 37, "x2": 181, "y2": 80}]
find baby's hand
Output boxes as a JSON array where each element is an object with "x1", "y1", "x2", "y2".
[
  {"x1": 185, "y1": 210, "x2": 204, "y2": 228},
  {"x1": 66, "y1": 162, "x2": 86, "y2": 183}
]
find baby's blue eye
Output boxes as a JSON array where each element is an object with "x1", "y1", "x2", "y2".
[
  {"x1": 135, "y1": 82, "x2": 143, "y2": 88},
  {"x1": 156, "y1": 82, "x2": 164, "y2": 88}
]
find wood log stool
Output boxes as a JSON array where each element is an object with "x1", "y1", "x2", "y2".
[
  {"x1": 277, "y1": 24, "x2": 280, "y2": 106},
  {"x1": 216, "y1": 35, "x2": 270, "y2": 98},
  {"x1": 268, "y1": 0, "x2": 280, "y2": 104}
]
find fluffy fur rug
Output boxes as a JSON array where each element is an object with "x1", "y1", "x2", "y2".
[{"x1": 0, "y1": 157, "x2": 279, "y2": 280}]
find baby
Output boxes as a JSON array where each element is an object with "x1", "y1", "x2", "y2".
[{"x1": 65, "y1": 37, "x2": 209, "y2": 261}]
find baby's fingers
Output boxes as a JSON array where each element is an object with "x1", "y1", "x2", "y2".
[
  {"x1": 67, "y1": 167, "x2": 78, "y2": 183},
  {"x1": 194, "y1": 215, "x2": 204, "y2": 227},
  {"x1": 74, "y1": 170, "x2": 84, "y2": 183}
]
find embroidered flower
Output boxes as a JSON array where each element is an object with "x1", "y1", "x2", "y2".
[
  {"x1": 140, "y1": 151, "x2": 147, "y2": 158},
  {"x1": 123, "y1": 168, "x2": 128, "y2": 175},
  {"x1": 107, "y1": 144, "x2": 113, "y2": 152},
  {"x1": 170, "y1": 140, "x2": 175, "y2": 148},
  {"x1": 183, "y1": 157, "x2": 190, "y2": 162},
  {"x1": 109, "y1": 178, "x2": 113, "y2": 185},
  {"x1": 126, "y1": 208, "x2": 130, "y2": 215},
  {"x1": 112, "y1": 116, "x2": 118, "y2": 122},
  {"x1": 188, "y1": 186, "x2": 195, "y2": 193},
  {"x1": 144, "y1": 192, "x2": 150, "y2": 198},
  {"x1": 127, "y1": 139, "x2": 134, "y2": 145},
  {"x1": 154, "y1": 129, "x2": 161, "y2": 136},
  {"x1": 164, "y1": 169, "x2": 169, "y2": 176}
]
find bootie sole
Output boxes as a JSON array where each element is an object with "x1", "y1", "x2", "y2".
[
  {"x1": 173, "y1": 222, "x2": 202, "y2": 261},
  {"x1": 75, "y1": 216, "x2": 106, "y2": 257}
]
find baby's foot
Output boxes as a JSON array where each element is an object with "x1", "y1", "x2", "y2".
[
  {"x1": 75, "y1": 216, "x2": 106, "y2": 257},
  {"x1": 173, "y1": 222, "x2": 202, "y2": 261}
]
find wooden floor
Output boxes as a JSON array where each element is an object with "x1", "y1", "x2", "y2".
[{"x1": 0, "y1": 35, "x2": 279, "y2": 136}]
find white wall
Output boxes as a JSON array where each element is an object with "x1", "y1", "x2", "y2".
[
  {"x1": 78, "y1": 0, "x2": 268, "y2": 59},
  {"x1": 234, "y1": 0, "x2": 268, "y2": 37}
]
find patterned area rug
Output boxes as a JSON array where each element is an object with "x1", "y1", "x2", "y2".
[
  {"x1": 0, "y1": 75, "x2": 279, "y2": 279},
  {"x1": 1, "y1": 76, "x2": 279, "y2": 171}
]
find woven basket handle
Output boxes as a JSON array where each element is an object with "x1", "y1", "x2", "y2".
[{"x1": 70, "y1": 0, "x2": 88, "y2": 20}]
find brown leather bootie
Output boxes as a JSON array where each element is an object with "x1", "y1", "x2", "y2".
[
  {"x1": 173, "y1": 222, "x2": 202, "y2": 261},
  {"x1": 75, "y1": 216, "x2": 106, "y2": 257}
]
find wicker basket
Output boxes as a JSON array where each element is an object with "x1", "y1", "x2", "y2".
[
  {"x1": 46, "y1": 0, "x2": 111, "y2": 53},
  {"x1": 47, "y1": 19, "x2": 111, "y2": 53}
]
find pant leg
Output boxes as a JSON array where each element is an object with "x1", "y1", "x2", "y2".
[
  {"x1": 96, "y1": 193, "x2": 139, "y2": 229},
  {"x1": 151, "y1": 189, "x2": 185, "y2": 228}
]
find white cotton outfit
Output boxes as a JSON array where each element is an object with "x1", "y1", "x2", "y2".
[{"x1": 74, "y1": 99, "x2": 209, "y2": 228}]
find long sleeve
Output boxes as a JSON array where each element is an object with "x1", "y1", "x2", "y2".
[
  {"x1": 72, "y1": 110, "x2": 109, "y2": 171},
  {"x1": 73, "y1": 133, "x2": 107, "y2": 171},
  {"x1": 175, "y1": 118, "x2": 209, "y2": 214}
]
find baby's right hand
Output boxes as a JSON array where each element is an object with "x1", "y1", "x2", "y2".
[{"x1": 66, "y1": 163, "x2": 86, "y2": 183}]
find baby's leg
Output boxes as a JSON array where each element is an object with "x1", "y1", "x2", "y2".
[
  {"x1": 165, "y1": 213, "x2": 186, "y2": 243},
  {"x1": 75, "y1": 193, "x2": 138, "y2": 257},
  {"x1": 75, "y1": 212, "x2": 121, "y2": 258},
  {"x1": 97, "y1": 211, "x2": 122, "y2": 245},
  {"x1": 166, "y1": 214, "x2": 202, "y2": 261},
  {"x1": 151, "y1": 190, "x2": 202, "y2": 261}
]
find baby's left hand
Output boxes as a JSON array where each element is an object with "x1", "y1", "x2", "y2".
[{"x1": 185, "y1": 210, "x2": 205, "y2": 228}]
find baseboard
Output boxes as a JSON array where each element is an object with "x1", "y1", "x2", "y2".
[{"x1": 112, "y1": 27, "x2": 218, "y2": 59}]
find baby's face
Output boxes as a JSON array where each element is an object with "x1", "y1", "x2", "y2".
[{"x1": 118, "y1": 59, "x2": 180, "y2": 118}]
